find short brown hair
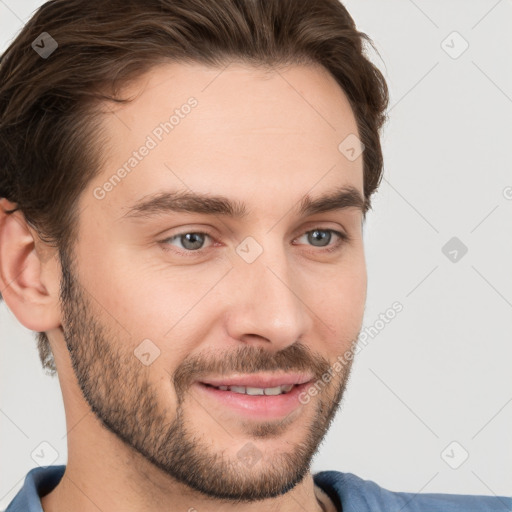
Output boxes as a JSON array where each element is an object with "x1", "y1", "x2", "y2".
[{"x1": 0, "y1": 0, "x2": 389, "y2": 376}]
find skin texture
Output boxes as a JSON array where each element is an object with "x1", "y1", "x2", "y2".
[{"x1": 0, "y1": 61, "x2": 367, "y2": 512}]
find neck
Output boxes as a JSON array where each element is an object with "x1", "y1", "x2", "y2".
[{"x1": 41, "y1": 455, "x2": 333, "y2": 512}]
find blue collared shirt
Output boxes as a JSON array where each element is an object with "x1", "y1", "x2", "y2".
[{"x1": 4, "y1": 465, "x2": 511, "y2": 511}]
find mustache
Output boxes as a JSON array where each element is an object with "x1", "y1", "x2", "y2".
[{"x1": 173, "y1": 341, "x2": 331, "y2": 398}]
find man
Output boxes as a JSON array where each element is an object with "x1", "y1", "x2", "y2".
[{"x1": 0, "y1": 0, "x2": 509, "y2": 511}]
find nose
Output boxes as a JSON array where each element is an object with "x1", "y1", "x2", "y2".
[{"x1": 224, "y1": 238, "x2": 313, "y2": 351}]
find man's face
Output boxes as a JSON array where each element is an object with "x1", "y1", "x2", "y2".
[{"x1": 58, "y1": 61, "x2": 367, "y2": 501}]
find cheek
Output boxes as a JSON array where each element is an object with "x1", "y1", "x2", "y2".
[
  {"x1": 307, "y1": 258, "x2": 366, "y2": 342},
  {"x1": 92, "y1": 263, "x2": 228, "y2": 371}
]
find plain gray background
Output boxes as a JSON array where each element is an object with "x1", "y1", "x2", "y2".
[{"x1": 1, "y1": 0, "x2": 511, "y2": 507}]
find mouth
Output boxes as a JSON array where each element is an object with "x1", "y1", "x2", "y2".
[
  {"x1": 201, "y1": 382, "x2": 298, "y2": 395},
  {"x1": 194, "y1": 374, "x2": 315, "y2": 420},
  {"x1": 198, "y1": 372, "x2": 314, "y2": 390}
]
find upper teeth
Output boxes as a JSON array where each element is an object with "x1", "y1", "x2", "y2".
[{"x1": 214, "y1": 384, "x2": 295, "y2": 395}]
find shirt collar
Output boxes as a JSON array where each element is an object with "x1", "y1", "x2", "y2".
[{"x1": 5, "y1": 465, "x2": 65, "y2": 512}]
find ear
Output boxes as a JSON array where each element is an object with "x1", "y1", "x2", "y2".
[{"x1": 0, "y1": 198, "x2": 61, "y2": 332}]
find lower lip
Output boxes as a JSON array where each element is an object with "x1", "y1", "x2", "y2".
[{"x1": 194, "y1": 381, "x2": 312, "y2": 420}]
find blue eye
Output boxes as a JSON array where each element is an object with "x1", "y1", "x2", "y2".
[
  {"x1": 163, "y1": 232, "x2": 212, "y2": 252},
  {"x1": 295, "y1": 228, "x2": 347, "y2": 249}
]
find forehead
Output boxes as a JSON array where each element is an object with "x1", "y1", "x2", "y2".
[{"x1": 87, "y1": 61, "x2": 364, "y2": 220}]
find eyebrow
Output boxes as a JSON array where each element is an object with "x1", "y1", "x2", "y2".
[{"x1": 121, "y1": 185, "x2": 367, "y2": 221}]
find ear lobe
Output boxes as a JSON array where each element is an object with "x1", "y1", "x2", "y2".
[{"x1": 0, "y1": 198, "x2": 61, "y2": 332}]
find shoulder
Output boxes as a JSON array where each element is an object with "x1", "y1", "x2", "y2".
[{"x1": 313, "y1": 470, "x2": 512, "y2": 512}]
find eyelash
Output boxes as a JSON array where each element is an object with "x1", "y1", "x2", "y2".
[{"x1": 159, "y1": 227, "x2": 350, "y2": 257}]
